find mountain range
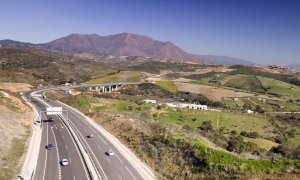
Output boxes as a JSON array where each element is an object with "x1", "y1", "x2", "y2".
[{"x1": 0, "y1": 33, "x2": 254, "y2": 66}]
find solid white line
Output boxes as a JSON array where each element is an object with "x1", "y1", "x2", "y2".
[
  {"x1": 62, "y1": 135, "x2": 64, "y2": 140},
  {"x1": 115, "y1": 154, "x2": 123, "y2": 164},
  {"x1": 42, "y1": 116, "x2": 48, "y2": 180},
  {"x1": 69, "y1": 157, "x2": 72, "y2": 164},
  {"x1": 125, "y1": 166, "x2": 137, "y2": 180},
  {"x1": 118, "y1": 175, "x2": 123, "y2": 180},
  {"x1": 66, "y1": 145, "x2": 68, "y2": 150},
  {"x1": 50, "y1": 124, "x2": 61, "y2": 180},
  {"x1": 73, "y1": 176, "x2": 76, "y2": 180}
]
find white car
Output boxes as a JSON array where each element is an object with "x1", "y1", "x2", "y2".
[
  {"x1": 106, "y1": 150, "x2": 115, "y2": 156},
  {"x1": 61, "y1": 159, "x2": 69, "y2": 166}
]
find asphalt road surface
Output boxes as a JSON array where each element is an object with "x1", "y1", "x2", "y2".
[
  {"x1": 27, "y1": 91, "x2": 146, "y2": 180},
  {"x1": 26, "y1": 93, "x2": 90, "y2": 180}
]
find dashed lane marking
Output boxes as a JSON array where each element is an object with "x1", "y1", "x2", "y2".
[
  {"x1": 115, "y1": 154, "x2": 123, "y2": 164},
  {"x1": 125, "y1": 166, "x2": 137, "y2": 180},
  {"x1": 106, "y1": 157, "x2": 111, "y2": 164}
]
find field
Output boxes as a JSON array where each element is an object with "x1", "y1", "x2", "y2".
[
  {"x1": 85, "y1": 71, "x2": 143, "y2": 84},
  {"x1": 258, "y1": 76, "x2": 300, "y2": 99},
  {"x1": 175, "y1": 82, "x2": 253, "y2": 101},
  {"x1": 155, "y1": 81, "x2": 177, "y2": 93},
  {"x1": 243, "y1": 137, "x2": 279, "y2": 150}
]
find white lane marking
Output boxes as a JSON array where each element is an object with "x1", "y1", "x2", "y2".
[
  {"x1": 63, "y1": 115, "x2": 108, "y2": 180},
  {"x1": 118, "y1": 175, "x2": 123, "y2": 180},
  {"x1": 62, "y1": 135, "x2": 64, "y2": 140},
  {"x1": 97, "y1": 145, "x2": 102, "y2": 150},
  {"x1": 106, "y1": 157, "x2": 111, "y2": 164},
  {"x1": 125, "y1": 166, "x2": 137, "y2": 180},
  {"x1": 50, "y1": 124, "x2": 61, "y2": 180},
  {"x1": 115, "y1": 154, "x2": 123, "y2": 164},
  {"x1": 90, "y1": 127, "x2": 96, "y2": 133},
  {"x1": 97, "y1": 135, "x2": 108, "y2": 145},
  {"x1": 66, "y1": 145, "x2": 68, "y2": 150},
  {"x1": 60, "y1": 124, "x2": 63, "y2": 129},
  {"x1": 57, "y1": 115, "x2": 90, "y2": 180},
  {"x1": 69, "y1": 157, "x2": 72, "y2": 164},
  {"x1": 42, "y1": 115, "x2": 48, "y2": 180},
  {"x1": 73, "y1": 176, "x2": 76, "y2": 180}
]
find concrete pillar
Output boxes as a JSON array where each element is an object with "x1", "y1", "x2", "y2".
[
  {"x1": 108, "y1": 86, "x2": 112, "y2": 93},
  {"x1": 88, "y1": 87, "x2": 92, "y2": 91}
]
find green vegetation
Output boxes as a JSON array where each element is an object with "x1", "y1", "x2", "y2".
[
  {"x1": 155, "y1": 81, "x2": 177, "y2": 93},
  {"x1": 258, "y1": 76, "x2": 300, "y2": 99},
  {"x1": 85, "y1": 71, "x2": 143, "y2": 84},
  {"x1": 243, "y1": 137, "x2": 279, "y2": 150},
  {"x1": 225, "y1": 75, "x2": 265, "y2": 93},
  {"x1": 195, "y1": 140, "x2": 297, "y2": 173}
]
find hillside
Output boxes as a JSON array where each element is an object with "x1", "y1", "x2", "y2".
[{"x1": 42, "y1": 33, "x2": 199, "y2": 62}]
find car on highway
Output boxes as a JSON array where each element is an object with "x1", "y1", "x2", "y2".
[
  {"x1": 61, "y1": 159, "x2": 69, "y2": 166},
  {"x1": 88, "y1": 133, "x2": 94, "y2": 138},
  {"x1": 49, "y1": 117, "x2": 54, "y2": 122},
  {"x1": 106, "y1": 149, "x2": 115, "y2": 156},
  {"x1": 46, "y1": 144, "x2": 53, "y2": 150}
]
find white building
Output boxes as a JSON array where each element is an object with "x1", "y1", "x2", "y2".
[
  {"x1": 166, "y1": 102, "x2": 207, "y2": 110},
  {"x1": 143, "y1": 99, "x2": 157, "y2": 104}
]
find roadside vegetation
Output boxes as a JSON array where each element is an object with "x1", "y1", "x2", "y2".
[{"x1": 47, "y1": 85, "x2": 300, "y2": 178}]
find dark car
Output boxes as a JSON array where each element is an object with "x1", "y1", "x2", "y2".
[
  {"x1": 46, "y1": 144, "x2": 53, "y2": 150},
  {"x1": 49, "y1": 117, "x2": 54, "y2": 122}
]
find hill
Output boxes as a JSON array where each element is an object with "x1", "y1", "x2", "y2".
[
  {"x1": 42, "y1": 33, "x2": 199, "y2": 62},
  {"x1": 197, "y1": 55, "x2": 255, "y2": 66}
]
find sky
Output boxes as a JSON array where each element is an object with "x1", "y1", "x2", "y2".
[{"x1": 0, "y1": 0, "x2": 299, "y2": 65}]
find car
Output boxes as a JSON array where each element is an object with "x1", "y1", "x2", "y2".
[
  {"x1": 106, "y1": 149, "x2": 115, "y2": 156},
  {"x1": 46, "y1": 144, "x2": 53, "y2": 150},
  {"x1": 49, "y1": 117, "x2": 54, "y2": 122},
  {"x1": 61, "y1": 159, "x2": 69, "y2": 166},
  {"x1": 88, "y1": 133, "x2": 94, "y2": 138}
]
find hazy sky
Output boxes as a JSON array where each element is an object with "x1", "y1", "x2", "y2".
[{"x1": 0, "y1": 0, "x2": 299, "y2": 65}]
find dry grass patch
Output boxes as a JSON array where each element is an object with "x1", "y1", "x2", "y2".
[{"x1": 175, "y1": 82, "x2": 253, "y2": 101}]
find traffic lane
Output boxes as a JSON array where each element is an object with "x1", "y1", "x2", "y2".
[
  {"x1": 54, "y1": 115, "x2": 90, "y2": 180},
  {"x1": 52, "y1": 115, "x2": 90, "y2": 180},
  {"x1": 43, "y1": 117, "x2": 59, "y2": 180},
  {"x1": 50, "y1": 100, "x2": 141, "y2": 180},
  {"x1": 53, "y1": 101, "x2": 141, "y2": 180}
]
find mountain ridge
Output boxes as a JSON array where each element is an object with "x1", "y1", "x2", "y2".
[{"x1": 0, "y1": 33, "x2": 255, "y2": 65}]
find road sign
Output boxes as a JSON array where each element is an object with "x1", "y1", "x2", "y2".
[{"x1": 46, "y1": 107, "x2": 63, "y2": 115}]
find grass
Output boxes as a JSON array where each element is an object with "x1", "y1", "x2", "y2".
[
  {"x1": 0, "y1": 137, "x2": 27, "y2": 180},
  {"x1": 195, "y1": 140, "x2": 298, "y2": 173},
  {"x1": 85, "y1": 71, "x2": 143, "y2": 84},
  {"x1": 258, "y1": 76, "x2": 300, "y2": 99},
  {"x1": 157, "y1": 108, "x2": 275, "y2": 138},
  {"x1": 223, "y1": 98, "x2": 238, "y2": 109},
  {"x1": 155, "y1": 81, "x2": 177, "y2": 93},
  {"x1": 224, "y1": 75, "x2": 265, "y2": 92},
  {"x1": 243, "y1": 137, "x2": 279, "y2": 150}
]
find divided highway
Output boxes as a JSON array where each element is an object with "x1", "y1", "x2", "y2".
[
  {"x1": 25, "y1": 89, "x2": 155, "y2": 180},
  {"x1": 26, "y1": 93, "x2": 90, "y2": 180}
]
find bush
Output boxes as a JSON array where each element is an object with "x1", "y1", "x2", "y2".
[{"x1": 199, "y1": 121, "x2": 213, "y2": 132}]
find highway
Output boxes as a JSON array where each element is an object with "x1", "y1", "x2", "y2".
[
  {"x1": 25, "y1": 93, "x2": 90, "y2": 180},
  {"x1": 25, "y1": 89, "x2": 154, "y2": 180}
]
